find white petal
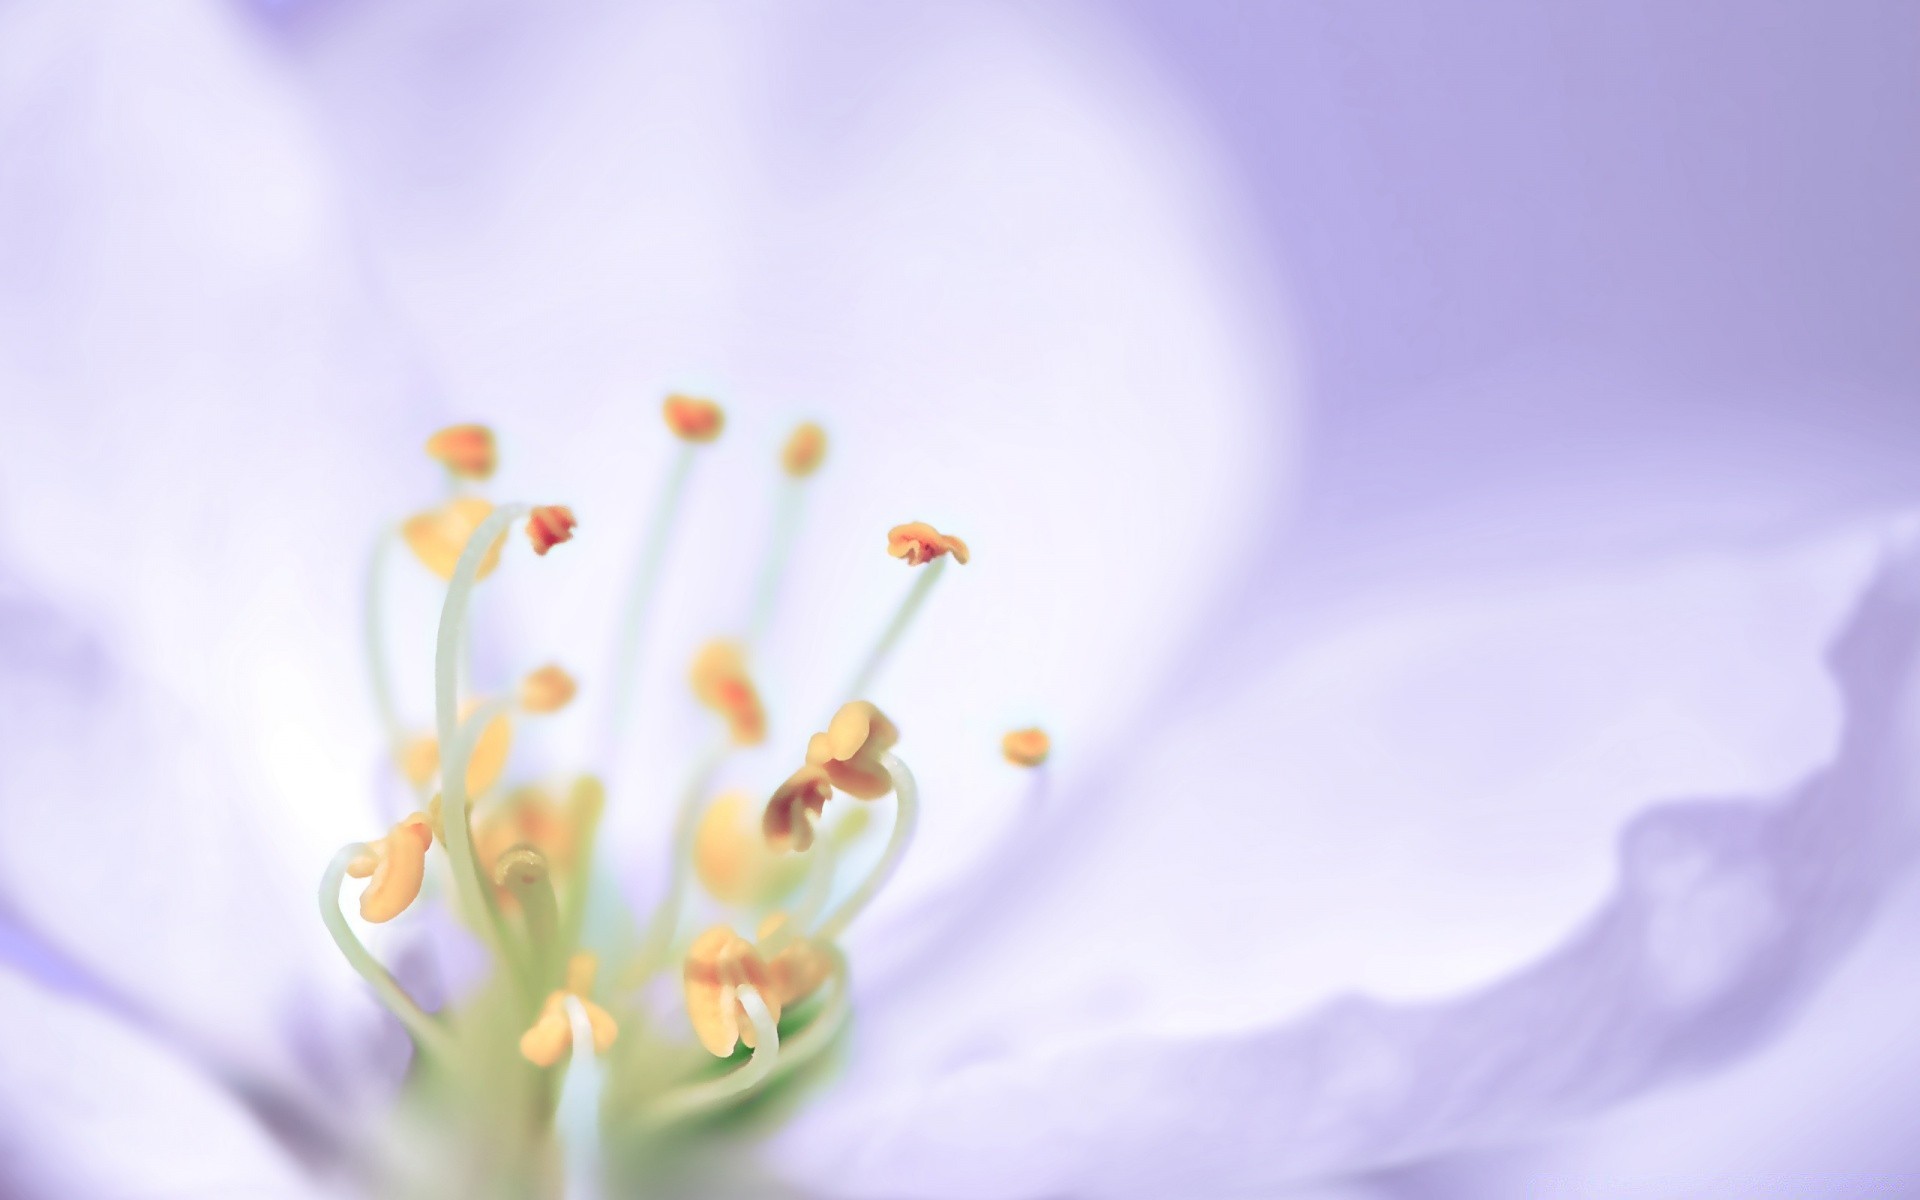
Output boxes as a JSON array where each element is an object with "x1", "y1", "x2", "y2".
[
  {"x1": 767, "y1": 522, "x2": 1920, "y2": 1195},
  {"x1": 0, "y1": 969, "x2": 339, "y2": 1199}
]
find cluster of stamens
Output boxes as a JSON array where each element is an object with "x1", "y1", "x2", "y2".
[{"x1": 322, "y1": 399, "x2": 1049, "y2": 1191}]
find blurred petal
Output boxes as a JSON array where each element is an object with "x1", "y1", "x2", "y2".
[
  {"x1": 0, "y1": 968, "x2": 337, "y2": 1199},
  {"x1": 768, "y1": 524, "x2": 1920, "y2": 1196},
  {"x1": 266, "y1": 2, "x2": 1287, "y2": 897}
]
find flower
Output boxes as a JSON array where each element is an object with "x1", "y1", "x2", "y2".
[{"x1": 1, "y1": 3, "x2": 1914, "y2": 1199}]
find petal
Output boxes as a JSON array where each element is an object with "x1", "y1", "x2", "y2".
[
  {"x1": 0, "y1": 969, "x2": 338, "y2": 1199},
  {"x1": 263, "y1": 2, "x2": 1285, "y2": 899},
  {"x1": 767, "y1": 531, "x2": 1920, "y2": 1198}
]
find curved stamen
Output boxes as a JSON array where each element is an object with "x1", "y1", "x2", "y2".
[
  {"x1": 604, "y1": 445, "x2": 697, "y2": 753},
  {"x1": 319, "y1": 844, "x2": 454, "y2": 1059},
  {"x1": 558, "y1": 996, "x2": 607, "y2": 1200},
  {"x1": 766, "y1": 946, "x2": 850, "y2": 1085},
  {"x1": 434, "y1": 503, "x2": 529, "y2": 956},
  {"x1": 496, "y1": 845, "x2": 562, "y2": 994},
  {"x1": 811, "y1": 752, "x2": 918, "y2": 943},
  {"x1": 629, "y1": 741, "x2": 731, "y2": 979},
  {"x1": 642, "y1": 986, "x2": 781, "y2": 1127},
  {"x1": 841, "y1": 557, "x2": 947, "y2": 703}
]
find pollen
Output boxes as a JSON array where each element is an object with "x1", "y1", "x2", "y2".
[
  {"x1": 683, "y1": 927, "x2": 781, "y2": 1057},
  {"x1": 780, "y1": 422, "x2": 828, "y2": 478},
  {"x1": 805, "y1": 701, "x2": 899, "y2": 801},
  {"x1": 663, "y1": 395, "x2": 725, "y2": 443},
  {"x1": 526, "y1": 505, "x2": 577, "y2": 556},
  {"x1": 689, "y1": 640, "x2": 767, "y2": 746},
  {"x1": 345, "y1": 813, "x2": 435, "y2": 923},
  {"x1": 762, "y1": 765, "x2": 835, "y2": 854},
  {"x1": 1001, "y1": 727, "x2": 1050, "y2": 767},
  {"x1": 424, "y1": 423, "x2": 497, "y2": 481},
  {"x1": 403, "y1": 497, "x2": 505, "y2": 582},
  {"x1": 519, "y1": 664, "x2": 578, "y2": 713},
  {"x1": 887, "y1": 521, "x2": 970, "y2": 567},
  {"x1": 520, "y1": 953, "x2": 619, "y2": 1067}
]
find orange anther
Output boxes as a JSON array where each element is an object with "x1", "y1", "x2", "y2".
[
  {"x1": 689, "y1": 640, "x2": 766, "y2": 746},
  {"x1": 526, "y1": 506, "x2": 577, "y2": 556},
  {"x1": 887, "y1": 521, "x2": 970, "y2": 567},
  {"x1": 683, "y1": 927, "x2": 781, "y2": 1057},
  {"x1": 805, "y1": 701, "x2": 899, "y2": 801},
  {"x1": 520, "y1": 664, "x2": 578, "y2": 713},
  {"x1": 345, "y1": 813, "x2": 435, "y2": 923},
  {"x1": 402, "y1": 497, "x2": 505, "y2": 582},
  {"x1": 1001, "y1": 727, "x2": 1050, "y2": 768},
  {"x1": 663, "y1": 395, "x2": 725, "y2": 443},
  {"x1": 781, "y1": 422, "x2": 828, "y2": 478},
  {"x1": 762, "y1": 766, "x2": 835, "y2": 854},
  {"x1": 519, "y1": 953, "x2": 618, "y2": 1067},
  {"x1": 756, "y1": 913, "x2": 835, "y2": 1008},
  {"x1": 424, "y1": 424, "x2": 497, "y2": 481}
]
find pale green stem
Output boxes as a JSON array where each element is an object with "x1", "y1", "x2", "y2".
[
  {"x1": 497, "y1": 846, "x2": 562, "y2": 994},
  {"x1": 641, "y1": 986, "x2": 781, "y2": 1127},
  {"x1": 449, "y1": 696, "x2": 520, "y2": 971},
  {"x1": 744, "y1": 479, "x2": 805, "y2": 649},
  {"x1": 433, "y1": 502, "x2": 528, "y2": 961},
  {"x1": 760, "y1": 840, "x2": 837, "y2": 959},
  {"x1": 841, "y1": 558, "x2": 946, "y2": 703},
  {"x1": 629, "y1": 741, "x2": 730, "y2": 977},
  {"x1": 811, "y1": 752, "x2": 917, "y2": 943},
  {"x1": 320, "y1": 844, "x2": 455, "y2": 1059},
  {"x1": 767, "y1": 948, "x2": 850, "y2": 1084},
  {"x1": 559, "y1": 997, "x2": 606, "y2": 1200},
  {"x1": 604, "y1": 445, "x2": 696, "y2": 752}
]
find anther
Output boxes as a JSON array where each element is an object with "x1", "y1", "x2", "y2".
[
  {"x1": 404, "y1": 498, "x2": 505, "y2": 581},
  {"x1": 781, "y1": 422, "x2": 828, "y2": 478},
  {"x1": 887, "y1": 521, "x2": 970, "y2": 567},
  {"x1": 345, "y1": 813, "x2": 435, "y2": 923},
  {"x1": 527, "y1": 505, "x2": 577, "y2": 556},
  {"x1": 663, "y1": 395, "x2": 725, "y2": 443},
  {"x1": 1002, "y1": 727, "x2": 1050, "y2": 767},
  {"x1": 695, "y1": 791, "x2": 804, "y2": 905},
  {"x1": 683, "y1": 927, "x2": 781, "y2": 1057},
  {"x1": 806, "y1": 701, "x2": 899, "y2": 800},
  {"x1": 424, "y1": 424, "x2": 497, "y2": 481},
  {"x1": 762, "y1": 766, "x2": 835, "y2": 854},
  {"x1": 520, "y1": 953, "x2": 619, "y2": 1067},
  {"x1": 756, "y1": 913, "x2": 834, "y2": 1007},
  {"x1": 690, "y1": 640, "x2": 767, "y2": 745},
  {"x1": 520, "y1": 664, "x2": 578, "y2": 713}
]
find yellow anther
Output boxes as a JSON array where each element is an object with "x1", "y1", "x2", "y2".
[
  {"x1": 1001, "y1": 727, "x2": 1050, "y2": 767},
  {"x1": 780, "y1": 422, "x2": 828, "y2": 478},
  {"x1": 663, "y1": 395, "x2": 725, "y2": 443},
  {"x1": 689, "y1": 640, "x2": 767, "y2": 746},
  {"x1": 395, "y1": 700, "x2": 513, "y2": 796},
  {"x1": 526, "y1": 505, "x2": 577, "y2": 556},
  {"x1": 424, "y1": 423, "x2": 497, "y2": 481},
  {"x1": 756, "y1": 913, "x2": 835, "y2": 1008},
  {"x1": 345, "y1": 813, "x2": 434, "y2": 923},
  {"x1": 695, "y1": 792, "x2": 806, "y2": 904},
  {"x1": 519, "y1": 953, "x2": 618, "y2": 1067},
  {"x1": 398, "y1": 735, "x2": 440, "y2": 789},
  {"x1": 763, "y1": 766, "x2": 835, "y2": 854},
  {"x1": 519, "y1": 664, "x2": 578, "y2": 713},
  {"x1": 683, "y1": 927, "x2": 781, "y2": 1057},
  {"x1": 403, "y1": 497, "x2": 506, "y2": 581},
  {"x1": 477, "y1": 786, "x2": 578, "y2": 882},
  {"x1": 887, "y1": 521, "x2": 970, "y2": 567},
  {"x1": 805, "y1": 701, "x2": 899, "y2": 801}
]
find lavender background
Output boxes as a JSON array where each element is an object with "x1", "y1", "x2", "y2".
[{"x1": 1, "y1": 1, "x2": 1918, "y2": 1196}]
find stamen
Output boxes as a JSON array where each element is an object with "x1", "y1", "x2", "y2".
[
  {"x1": 886, "y1": 520, "x2": 969, "y2": 567},
  {"x1": 345, "y1": 813, "x2": 435, "y2": 922},
  {"x1": 519, "y1": 953, "x2": 618, "y2": 1068},
  {"x1": 644, "y1": 984, "x2": 780, "y2": 1127},
  {"x1": 692, "y1": 791, "x2": 804, "y2": 907},
  {"x1": 843, "y1": 531, "x2": 960, "y2": 700},
  {"x1": 662, "y1": 395, "x2": 725, "y2": 443},
  {"x1": 1001, "y1": 726, "x2": 1051, "y2": 767},
  {"x1": 806, "y1": 701, "x2": 900, "y2": 800},
  {"x1": 629, "y1": 742, "x2": 731, "y2": 975},
  {"x1": 688, "y1": 640, "x2": 767, "y2": 746},
  {"x1": 681, "y1": 928, "x2": 781, "y2": 1056},
  {"x1": 520, "y1": 664, "x2": 579, "y2": 713},
  {"x1": 780, "y1": 422, "x2": 828, "y2": 478},
  {"x1": 811, "y1": 751, "x2": 917, "y2": 943},
  {"x1": 494, "y1": 844, "x2": 561, "y2": 990},
  {"x1": 319, "y1": 844, "x2": 453, "y2": 1058},
  {"x1": 363, "y1": 527, "x2": 406, "y2": 755},
  {"x1": 404, "y1": 497, "x2": 506, "y2": 582},
  {"x1": 424, "y1": 424, "x2": 498, "y2": 481},
  {"x1": 556, "y1": 995, "x2": 608, "y2": 1200},
  {"x1": 527, "y1": 505, "x2": 578, "y2": 556},
  {"x1": 762, "y1": 765, "x2": 834, "y2": 854},
  {"x1": 746, "y1": 422, "x2": 828, "y2": 646}
]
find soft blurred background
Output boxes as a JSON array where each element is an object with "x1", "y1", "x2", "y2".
[{"x1": 1, "y1": 1, "x2": 1918, "y2": 1197}]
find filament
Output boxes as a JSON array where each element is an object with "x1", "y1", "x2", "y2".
[
  {"x1": 496, "y1": 845, "x2": 562, "y2": 994},
  {"x1": 841, "y1": 557, "x2": 947, "y2": 703},
  {"x1": 811, "y1": 752, "x2": 917, "y2": 943},
  {"x1": 642, "y1": 986, "x2": 781, "y2": 1126},
  {"x1": 319, "y1": 844, "x2": 454, "y2": 1059},
  {"x1": 558, "y1": 997, "x2": 606, "y2": 1200},
  {"x1": 604, "y1": 445, "x2": 696, "y2": 753},
  {"x1": 745, "y1": 478, "x2": 805, "y2": 648},
  {"x1": 628, "y1": 741, "x2": 730, "y2": 979},
  {"x1": 362, "y1": 527, "x2": 406, "y2": 760}
]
